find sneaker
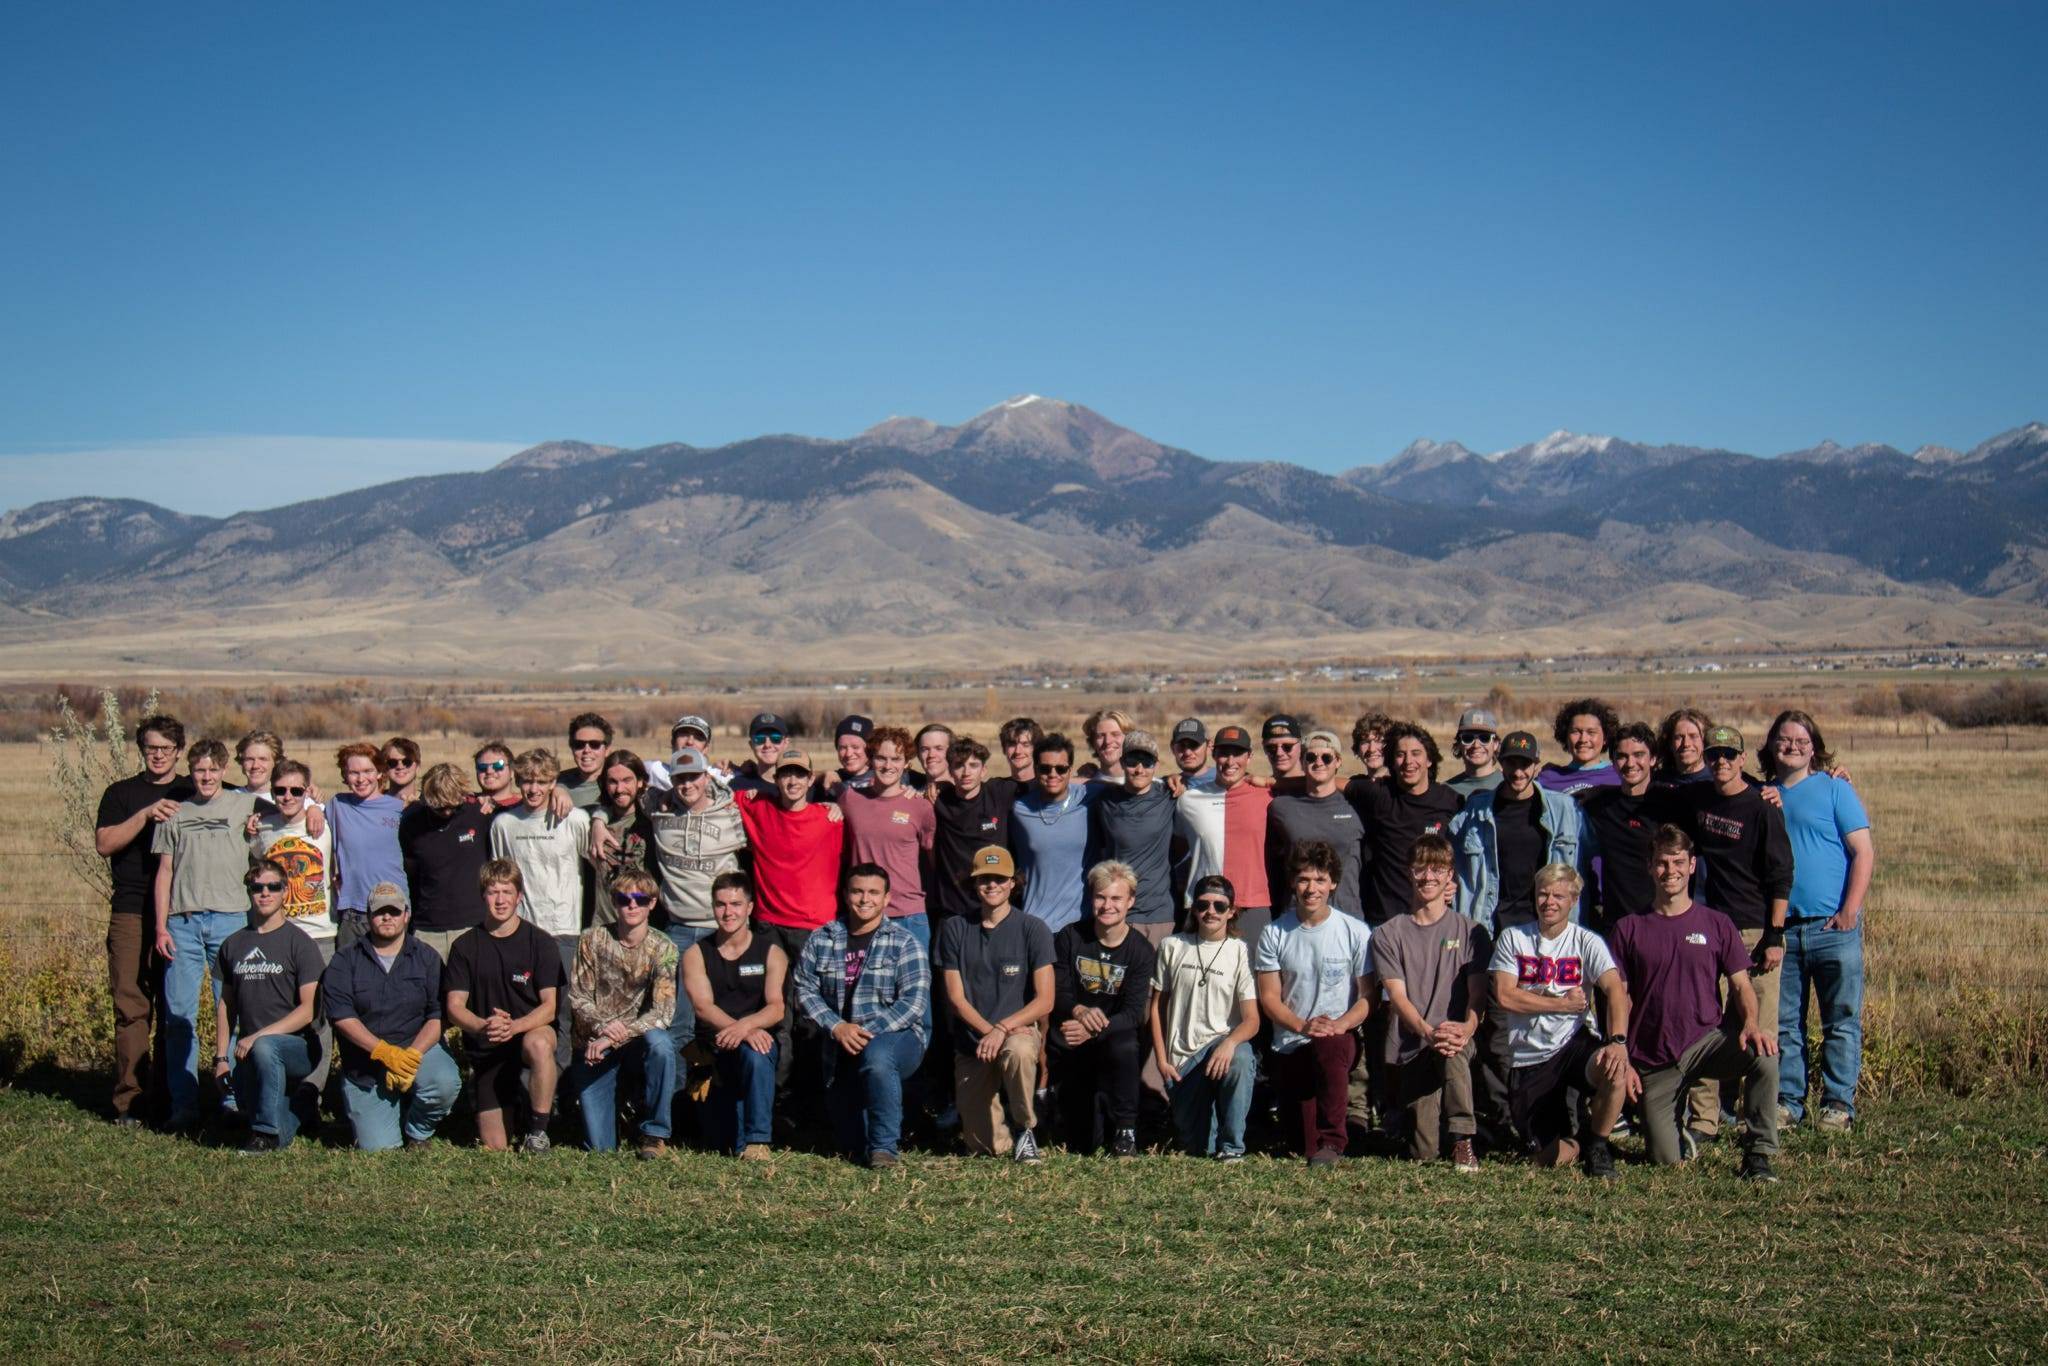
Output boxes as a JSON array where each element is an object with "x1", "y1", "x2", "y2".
[
  {"x1": 1817, "y1": 1106, "x2": 1853, "y2": 1133},
  {"x1": 738, "y1": 1143, "x2": 773, "y2": 1161},
  {"x1": 1777, "y1": 1104, "x2": 1799, "y2": 1129},
  {"x1": 236, "y1": 1133, "x2": 279, "y2": 1155},
  {"x1": 1452, "y1": 1137, "x2": 1480, "y2": 1174},
  {"x1": 868, "y1": 1149, "x2": 901, "y2": 1170},
  {"x1": 1738, "y1": 1152, "x2": 1780, "y2": 1183},
  {"x1": 1680, "y1": 1128, "x2": 1708, "y2": 1162},
  {"x1": 1308, "y1": 1147, "x2": 1342, "y2": 1168},
  {"x1": 1214, "y1": 1149, "x2": 1245, "y2": 1164},
  {"x1": 403, "y1": 1135, "x2": 432, "y2": 1151},
  {"x1": 1110, "y1": 1128, "x2": 1138, "y2": 1158},
  {"x1": 111, "y1": 1113, "x2": 144, "y2": 1131},
  {"x1": 635, "y1": 1138, "x2": 668, "y2": 1161},
  {"x1": 1012, "y1": 1127, "x2": 1043, "y2": 1164},
  {"x1": 218, "y1": 1078, "x2": 239, "y2": 1115},
  {"x1": 519, "y1": 1130, "x2": 552, "y2": 1156},
  {"x1": 1582, "y1": 1136, "x2": 1617, "y2": 1180}
]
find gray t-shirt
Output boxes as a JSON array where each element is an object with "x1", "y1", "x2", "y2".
[
  {"x1": 218, "y1": 922, "x2": 325, "y2": 1045},
  {"x1": 1447, "y1": 769, "x2": 1504, "y2": 800},
  {"x1": 1369, "y1": 910, "x2": 1491, "y2": 1065},
  {"x1": 933, "y1": 908, "x2": 1054, "y2": 1055},
  {"x1": 152, "y1": 789, "x2": 260, "y2": 915},
  {"x1": 1266, "y1": 792, "x2": 1367, "y2": 920},
  {"x1": 1089, "y1": 781, "x2": 1177, "y2": 924},
  {"x1": 1252, "y1": 910, "x2": 1373, "y2": 1054}
]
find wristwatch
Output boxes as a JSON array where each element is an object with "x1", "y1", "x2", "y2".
[{"x1": 1604, "y1": 1033, "x2": 1627, "y2": 1048}]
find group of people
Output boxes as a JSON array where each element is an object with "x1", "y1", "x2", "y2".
[{"x1": 95, "y1": 696, "x2": 1872, "y2": 1179}]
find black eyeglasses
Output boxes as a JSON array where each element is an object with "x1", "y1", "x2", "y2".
[
  {"x1": 751, "y1": 730, "x2": 786, "y2": 745},
  {"x1": 1193, "y1": 898, "x2": 1231, "y2": 913},
  {"x1": 612, "y1": 891, "x2": 655, "y2": 908},
  {"x1": 1304, "y1": 752, "x2": 1338, "y2": 767},
  {"x1": 249, "y1": 881, "x2": 285, "y2": 894},
  {"x1": 571, "y1": 738, "x2": 608, "y2": 751},
  {"x1": 1455, "y1": 732, "x2": 1497, "y2": 746},
  {"x1": 1039, "y1": 763, "x2": 1071, "y2": 775},
  {"x1": 476, "y1": 760, "x2": 508, "y2": 773},
  {"x1": 275, "y1": 785, "x2": 307, "y2": 797},
  {"x1": 142, "y1": 743, "x2": 180, "y2": 756}
]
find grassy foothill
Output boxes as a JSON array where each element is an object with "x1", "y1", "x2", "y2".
[{"x1": 0, "y1": 1085, "x2": 2042, "y2": 1362}]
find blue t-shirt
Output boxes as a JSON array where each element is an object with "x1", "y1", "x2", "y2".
[
  {"x1": 1253, "y1": 910, "x2": 1373, "y2": 1054},
  {"x1": 328, "y1": 792, "x2": 409, "y2": 913},
  {"x1": 1771, "y1": 772, "x2": 1869, "y2": 920},
  {"x1": 1012, "y1": 784, "x2": 1094, "y2": 933}
]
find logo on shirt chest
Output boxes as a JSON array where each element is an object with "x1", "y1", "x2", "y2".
[
  {"x1": 890, "y1": 811, "x2": 912, "y2": 825},
  {"x1": 1699, "y1": 812, "x2": 1744, "y2": 841},
  {"x1": 1423, "y1": 821, "x2": 1446, "y2": 835},
  {"x1": 1516, "y1": 955, "x2": 1583, "y2": 987},
  {"x1": 739, "y1": 963, "x2": 766, "y2": 977},
  {"x1": 1000, "y1": 963, "x2": 1022, "y2": 977},
  {"x1": 1686, "y1": 932, "x2": 1709, "y2": 946},
  {"x1": 980, "y1": 819, "x2": 998, "y2": 833},
  {"x1": 457, "y1": 830, "x2": 476, "y2": 844},
  {"x1": 511, "y1": 970, "x2": 532, "y2": 986}
]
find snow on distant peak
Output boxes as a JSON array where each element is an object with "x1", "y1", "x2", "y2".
[
  {"x1": 1490, "y1": 430, "x2": 1616, "y2": 463},
  {"x1": 1001, "y1": 394, "x2": 1049, "y2": 410}
]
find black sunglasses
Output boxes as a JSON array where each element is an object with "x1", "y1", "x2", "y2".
[
  {"x1": 1039, "y1": 763, "x2": 1072, "y2": 775},
  {"x1": 368, "y1": 906, "x2": 407, "y2": 917},
  {"x1": 611, "y1": 891, "x2": 656, "y2": 908},
  {"x1": 1123, "y1": 753, "x2": 1158, "y2": 767},
  {"x1": 1455, "y1": 731, "x2": 1497, "y2": 746},
  {"x1": 1193, "y1": 898, "x2": 1231, "y2": 913},
  {"x1": 275, "y1": 785, "x2": 307, "y2": 797},
  {"x1": 1304, "y1": 752, "x2": 1338, "y2": 767},
  {"x1": 571, "y1": 738, "x2": 608, "y2": 751},
  {"x1": 249, "y1": 881, "x2": 285, "y2": 893},
  {"x1": 384, "y1": 756, "x2": 416, "y2": 767},
  {"x1": 751, "y1": 730, "x2": 786, "y2": 745}
]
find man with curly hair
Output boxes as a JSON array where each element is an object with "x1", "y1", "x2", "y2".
[{"x1": 1537, "y1": 699, "x2": 1622, "y2": 798}]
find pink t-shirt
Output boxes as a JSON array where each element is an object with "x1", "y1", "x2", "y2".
[{"x1": 836, "y1": 786, "x2": 936, "y2": 918}]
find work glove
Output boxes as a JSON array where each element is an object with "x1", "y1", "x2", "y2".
[{"x1": 371, "y1": 1042, "x2": 422, "y2": 1091}]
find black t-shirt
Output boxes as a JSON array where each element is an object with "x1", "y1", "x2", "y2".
[
  {"x1": 842, "y1": 928, "x2": 877, "y2": 1017},
  {"x1": 1581, "y1": 787, "x2": 1672, "y2": 926},
  {"x1": 217, "y1": 922, "x2": 324, "y2": 1046},
  {"x1": 929, "y1": 778, "x2": 1020, "y2": 923},
  {"x1": 398, "y1": 800, "x2": 495, "y2": 932},
  {"x1": 97, "y1": 771, "x2": 197, "y2": 915},
  {"x1": 1676, "y1": 784, "x2": 1795, "y2": 931},
  {"x1": 444, "y1": 918, "x2": 564, "y2": 1039},
  {"x1": 1347, "y1": 776, "x2": 1466, "y2": 927},
  {"x1": 933, "y1": 906, "x2": 1054, "y2": 1054},
  {"x1": 1051, "y1": 921, "x2": 1157, "y2": 1037},
  {"x1": 1492, "y1": 789, "x2": 1548, "y2": 929}
]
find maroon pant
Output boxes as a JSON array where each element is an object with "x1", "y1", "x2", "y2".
[
  {"x1": 106, "y1": 914, "x2": 158, "y2": 1118},
  {"x1": 1277, "y1": 1032, "x2": 1358, "y2": 1157}
]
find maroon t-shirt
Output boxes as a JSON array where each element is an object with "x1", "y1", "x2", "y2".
[
  {"x1": 836, "y1": 786, "x2": 936, "y2": 918},
  {"x1": 1609, "y1": 901, "x2": 1749, "y2": 1070}
]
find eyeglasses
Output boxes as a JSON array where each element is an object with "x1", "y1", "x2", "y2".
[
  {"x1": 476, "y1": 760, "x2": 508, "y2": 773},
  {"x1": 1455, "y1": 732, "x2": 1497, "y2": 746},
  {"x1": 1038, "y1": 763, "x2": 1071, "y2": 775},
  {"x1": 611, "y1": 891, "x2": 656, "y2": 908},
  {"x1": 142, "y1": 743, "x2": 180, "y2": 756},
  {"x1": 571, "y1": 738, "x2": 608, "y2": 751},
  {"x1": 1304, "y1": 752, "x2": 1338, "y2": 767},
  {"x1": 275, "y1": 785, "x2": 307, "y2": 797},
  {"x1": 1123, "y1": 754, "x2": 1158, "y2": 768},
  {"x1": 249, "y1": 881, "x2": 285, "y2": 894},
  {"x1": 1773, "y1": 738, "x2": 1813, "y2": 751},
  {"x1": 1193, "y1": 898, "x2": 1231, "y2": 913},
  {"x1": 751, "y1": 730, "x2": 786, "y2": 745},
  {"x1": 384, "y1": 756, "x2": 416, "y2": 769}
]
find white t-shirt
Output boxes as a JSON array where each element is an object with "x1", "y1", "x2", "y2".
[
  {"x1": 1152, "y1": 932, "x2": 1257, "y2": 1071},
  {"x1": 1488, "y1": 921, "x2": 1618, "y2": 1067},
  {"x1": 1253, "y1": 911, "x2": 1373, "y2": 1054},
  {"x1": 1173, "y1": 780, "x2": 1227, "y2": 904},
  {"x1": 489, "y1": 804, "x2": 591, "y2": 937},
  {"x1": 250, "y1": 810, "x2": 336, "y2": 941}
]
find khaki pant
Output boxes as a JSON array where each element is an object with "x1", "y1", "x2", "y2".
[
  {"x1": 106, "y1": 914, "x2": 157, "y2": 1118},
  {"x1": 1393, "y1": 1042, "x2": 1477, "y2": 1161},
  {"x1": 1688, "y1": 926, "x2": 1779, "y2": 1137},
  {"x1": 412, "y1": 928, "x2": 464, "y2": 963},
  {"x1": 954, "y1": 1030, "x2": 1042, "y2": 1155}
]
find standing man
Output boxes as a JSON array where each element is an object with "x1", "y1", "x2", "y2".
[
  {"x1": 645, "y1": 747, "x2": 749, "y2": 958},
  {"x1": 251, "y1": 759, "x2": 335, "y2": 944},
  {"x1": 912, "y1": 723, "x2": 955, "y2": 792},
  {"x1": 834, "y1": 727, "x2": 938, "y2": 953},
  {"x1": 1346, "y1": 721, "x2": 1465, "y2": 927},
  {"x1": 1350, "y1": 711, "x2": 1394, "y2": 784},
  {"x1": 566, "y1": 869, "x2": 679, "y2": 1157},
  {"x1": 398, "y1": 762, "x2": 495, "y2": 962},
  {"x1": 320, "y1": 883, "x2": 461, "y2": 1151},
  {"x1": 643, "y1": 713, "x2": 723, "y2": 795},
  {"x1": 559, "y1": 712, "x2": 616, "y2": 809},
  {"x1": 1489, "y1": 862, "x2": 1631, "y2": 1177},
  {"x1": 588, "y1": 750, "x2": 657, "y2": 926},
  {"x1": 213, "y1": 859, "x2": 325, "y2": 1153},
  {"x1": 1087, "y1": 729, "x2": 1178, "y2": 947},
  {"x1": 934, "y1": 847, "x2": 1056, "y2": 1162},
  {"x1": 827, "y1": 714, "x2": 876, "y2": 793},
  {"x1": 1578, "y1": 722, "x2": 1666, "y2": 934},
  {"x1": 152, "y1": 737, "x2": 261, "y2": 1130},
  {"x1": 928, "y1": 736, "x2": 1020, "y2": 930},
  {"x1": 327, "y1": 744, "x2": 407, "y2": 951},
  {"x1": 490, "y1": 748, "x2": 592, "y2": 1068},
  {"x1": 1265, "y1": 730, "x2": 1367, "y2": 922},
  {"x1": 1445, "y1": 707, "x2": 1504, "y2": 800},
  {"x1": 794, "y1": 863, "x2": 932, "y2": 1169},
  {"x1": 95, "y1": 712, "x2": 191, "y2": 1127},
  {"x1": 999, "y1": 717, "x2": 1041, "y2": 785},
  {"x1": 730, "y1": 712, "x2": 793, "y2": 798},
  {"x1": 444, "y1": 861, "x2": 563, "y2": 1152},
  {"x1": 1538, "y1": 699, "x2": 1623, "y2": 797},
  {"x1": 1762, "y1": 709, "x2": 1874, "y2": 1132},
  {"x1": 1011, "y1": 732, "x2": 1096, "y2": 935},
  {"x1": 1172, "y1": 725, "x2": 1274, "y2": 946},
  {"x1": 1255, "y1": 841, "x2": 1374, "y2": 1166},
  {"x1": 1169, "y1": 718, "x2": 1215, "y2": 786},
  {"x1": 1610, "y1": 827, "x2": 1781, "y2": 1181},
  {"x1": 1370, "y1": 834, "x2": 1488, "y2": 1171},
  {"x1": 1048, "y1": 861, "x2": 1158, "y2": 1156}
]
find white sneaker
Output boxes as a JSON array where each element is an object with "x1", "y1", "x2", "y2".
[{"x1": 1012, "y1": 1127, "x2": 1043, "y2": 1164}]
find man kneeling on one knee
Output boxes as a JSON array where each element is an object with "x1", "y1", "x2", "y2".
[
  {"x1": 320, "y1": 882, "x2": 460, "y2": 1151},
  {"x1": 444, "y1": 859, "x2": 563, "y2": 1153}
]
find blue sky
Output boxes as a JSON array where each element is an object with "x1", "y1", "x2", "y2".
[{"x1": 3, "y1": 2, "x2": 2043, "y2": 513}]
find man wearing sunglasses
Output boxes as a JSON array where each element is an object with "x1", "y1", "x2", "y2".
[
  {"x1": 1261, "y1": 715, "x2": 1307, "y2": 791},
  {"x1": 1149, "y1": 874, "x2": 1260, "y2": 1159},
  {"x1": 1264, "y1": 730, "x2": 1367, "y2": 923},
  {"x1": 1087, "y1": 730, "x2": 1178, "y2": 950},
  {"x1": 559, "y1": 713, "x2": 616, "y2": 810},
  {"x1": 96, "y1": 712, "x2": 192, "y2": 1127},
  {"x1": 1446, "y1": 707, "x2": 1505, "y2": 800},
  {"x1": 1012, "y1": 733, "x2": 1095, "y2": 935},
  {"x1": 566, "y1": 870, "x2": 679, "y2": 1157},
  {"x1": 445, "y1": 860, "x2": 564, "y2": 1153},
  {"x1": 320, "y1": 883, "x2": 460, "y2": 1151},
  {"x1": 731, "y1": 712, "x2": 794, "y2": 799},
  {"x1": 214, "y1": 859, "x2": 326, "y2": 1153}
]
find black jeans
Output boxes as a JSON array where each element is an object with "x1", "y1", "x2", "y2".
[{"x1": 1049, "y1": 1025, "x2": 1141, "y2": 1153}]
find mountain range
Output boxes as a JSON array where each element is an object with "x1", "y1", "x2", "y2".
[{"x1": 1, "y1": 396, "x2": 2043, "y2": 676}]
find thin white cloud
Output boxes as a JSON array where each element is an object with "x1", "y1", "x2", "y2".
[{"x1": 0, "y1": 435, "x2": 528, "y2": 516}]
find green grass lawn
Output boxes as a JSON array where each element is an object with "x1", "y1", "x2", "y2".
[{"x1": 1, "y1": 1085, "x2": 2043, "y2": 1363}]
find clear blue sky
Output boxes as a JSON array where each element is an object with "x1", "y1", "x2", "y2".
[{"x1": 3, "y1": 2, "x2": 2043, "y2": 512}]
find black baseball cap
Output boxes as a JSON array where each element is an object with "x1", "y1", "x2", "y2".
[
  {"x1": 748, "y1": 712, "x2": 787, "y2": 737},
  {"x1": 1171, "y1": 717, "x2": 1207, "y2": 746},
  {"x1": 1189, "y1": 874, "x2": 1236, "y2": 907},
  {"x1": 836, "y1": 715, "x2": 874, "y2": 742},
  {"x1": 1212, "y1": 725, "x2": 1253, "y2": 753},
  {"x1": 1262, "y1": 714, "x2": 1300, "y2": 741},
  {"x1": 1499, "y1": 731, "x2": 1542, "y2": 764}
]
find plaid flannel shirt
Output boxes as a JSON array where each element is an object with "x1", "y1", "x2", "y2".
[{"x1": 794, "y1": 918, "x2": 929, "y2": 1048}]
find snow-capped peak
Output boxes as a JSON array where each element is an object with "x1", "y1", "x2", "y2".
[
  {"x1": 1000, "y1": 394, "x2": 1049, "y2": 410},
  {"x1": 1491, "y1": 430, "x2": 1616, "y2": 463}
]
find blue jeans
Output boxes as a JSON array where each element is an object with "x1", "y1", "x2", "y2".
[
  {"x1": 569, "y1": 1033, "x2": 677, "y2": 1151},
  {"x1": 704, "y1": 1041, "x2": 778, "y2": 1153},
  {"x1": 235, "y1": 1034, "x2": 318, "y2": 1145},
  {"x1": 822, "y1": 1028, "x2": 924, "y2": 1159},
  {"x1": 1168, "y1": 1037, "x2": 1258, "y2": 1156},
  {"x1": 666, "y1": 923, "x2": 716, "y2": 1056},
  {"x1": 161, "y1": 910, "x2": 245, "y2": 1125},
  {"x1": 1778, "y1": 920, "x2": 1865, "y2": 1118},
  {"x1": 340, "y1": 1044, "x2": 461, "y2": 1151},
  {"x1": 895, "y1": 914, "x2": 933, "y2": 1035}
]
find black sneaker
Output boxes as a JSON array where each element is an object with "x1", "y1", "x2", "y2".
[
  {"x1": 1110, "y1": 1128, "x2": 1138, "y2": 1158},
  {"x1": 1582, "y1": 1136, "x2": 1617, "y2": 1180},
  {"x1": 237, "y1": 1133, "x2": 279, "y2": 1155},
  {"x1": 1738, "y1": 1152, "x2": 1780, "y2": 1183}
]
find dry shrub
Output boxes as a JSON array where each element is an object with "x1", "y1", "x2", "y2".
[{"x1": 0, "y1": 932, "x2": 113, "y2": 1077}]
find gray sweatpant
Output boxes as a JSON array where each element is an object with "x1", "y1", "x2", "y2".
[{"x1": 1639, "y1": 1027, "x2": 1780, "y2": 1165}]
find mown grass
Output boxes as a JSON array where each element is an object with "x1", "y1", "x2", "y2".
[{"x1": 0, "y1": 1085, "x2": 2042, "y2": 1362}]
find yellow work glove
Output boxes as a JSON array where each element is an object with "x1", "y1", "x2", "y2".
[{"x1": 371, "y1": 1042, "x2": 421, "y2": 1091}]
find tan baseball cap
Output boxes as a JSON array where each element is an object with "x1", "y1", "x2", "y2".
[{"x1": 967, "y1": 845, "x2": 1016, "y2": 881}]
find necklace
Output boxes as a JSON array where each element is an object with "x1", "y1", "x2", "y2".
[{"x1": 1193, "y1": 936, "x2": 1228, "y2": 985}]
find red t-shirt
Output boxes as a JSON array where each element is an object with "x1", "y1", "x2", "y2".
[
  {"x1": 836, "y1": 786, "x2": 936, "y2": 918},
  {"x1": 735, "y1": 798, "x2": 846, "y2": 930},
  {"x1": 1223, "y1": 782, "x2": 1274, "y2": 909}
]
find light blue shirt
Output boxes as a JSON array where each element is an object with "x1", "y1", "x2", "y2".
[
  {"x1": 1012, "y1": 784, "x2": 1095, "y2": 933},
  {"x1": 1771, "y1": 771, "x2": 1870, "y2": 920},
  {"x1": 1253, "y1": 911, "x2": 1373, "y2": 1054}
]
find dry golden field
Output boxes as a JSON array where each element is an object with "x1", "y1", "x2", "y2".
[{"x1": 3, "y1": 680, "x2": 2045, "y2": 1095}]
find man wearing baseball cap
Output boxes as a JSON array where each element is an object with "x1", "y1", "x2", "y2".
[
  {"x1": 933, "y1": 845, "x2": 1055, "y2": 1161},
  {"x1": 730, "y1": 713, "x2": 793, "y2": 799},
  {"x1": 319, "y1": 883, "x2": 460, "y2": 1150},
  {"x1": 644, "y1": 714, "x2": 720, "y2": 794},
  {"x1": 1175, "y1": 725, "x2": 1276, "y2": 946},
  {"x1": 1447, "y1": 707, "x2": 1504, "y2": 800},
  {"x1": 1169, "y1": 718, "x2": 1215, "y2": 786},
  {"x1": 1088, "y1": 729, "x2": 1179, "y2": 948},
  {"x1": 1261, "y1": 715, "x2": 1307, "y2": 788}
]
